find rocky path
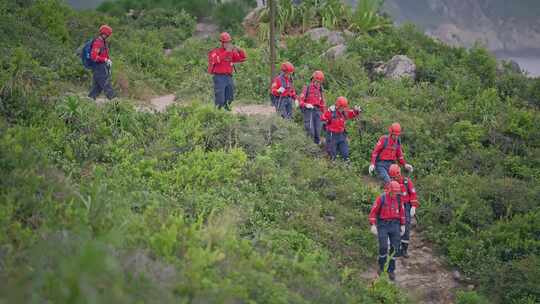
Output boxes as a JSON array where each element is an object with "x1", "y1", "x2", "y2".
[{"x1": 361, "y1": 223, "x2": 463, "y2": 304}]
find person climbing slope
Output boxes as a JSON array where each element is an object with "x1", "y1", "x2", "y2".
[
  {"x1": 88, "y1": 25, "x2": 116, "y2": 101},
  {"x1": 298, "y1": 70, "x2": 326, "y2": 144},
  {"x1": 208, "y1": 32, "x2": 247, "y2": 110},
  {"x1": 270, "y1": 61, "x2": 297, "y2": 119},
  {"x1": 369, "y1": 122, "x2": 413, "y2": 184},
  {"x1": 389, "y1": 164, "x2": 419, "y2": 258},
  {"x1": 320, "y1": 96, "x2": 361, "y2": 161},
  {"x1": 369, "y1": 180, "x2": 406, "y2": 281}
]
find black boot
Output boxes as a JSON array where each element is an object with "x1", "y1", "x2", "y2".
[
  {"x1": 388, "y1": 272, "x2": 396, "y2": 281},
  {"x1": 400, "y1": 242, "x2": 409, "y2": 258}
]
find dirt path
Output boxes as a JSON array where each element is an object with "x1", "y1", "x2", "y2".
[
  {"x1": 361, "y1": 225, "x2": 463, "y2": 304},
  {"x1": 232, "y1": 104, "x2": 275, "y2": 116},
  {"x1": 149, "y1": 94, "x2": 176, "y2": 112}
]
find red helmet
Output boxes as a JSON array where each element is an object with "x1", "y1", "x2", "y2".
[
  {"x1": 312, "y1": 70, "x2": 324, "y2": 82},
  {"x1": 99, "y1": 25, "x2": 112, "y2": 36},
  {"x1": 389, "y1": 122, "x2": 401, "y2": 136},
  {"x1": 386, "y1": 180, "x2": 401, "y2": 193},
  {"x1": 389, "y1": 164, "x2": 401, "y2": 178},
  {"x1": 281, "y1": 61, "x2": 295, "y2": 73},
  {"x1": 335, "y1": 96, "x2": 348, "y2": 109},
  {"x1": 220, "y1": 32, "x2": 232, "y2": 43}
]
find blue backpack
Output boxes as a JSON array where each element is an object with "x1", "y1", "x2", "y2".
[{"x1": 81, "y1": 39, "x2": 96, "y2": 69}]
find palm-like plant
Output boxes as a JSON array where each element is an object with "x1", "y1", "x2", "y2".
[{"x1": 348, "y1": 0, "x2": 391, "y2": 33}]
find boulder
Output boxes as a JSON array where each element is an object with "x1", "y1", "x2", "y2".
[
  {"x1": 305, "y1": 27, "x2": 345, "y2": 46},
  {"x1": 375, "y1": 55, "x2": 416, "y2": 80},
  {"x1": 324, "y1": 44, "x2": 347, "y2": 59},
  {"x1": 242, "y1": 7, "x2": 264, "y2": 38}
]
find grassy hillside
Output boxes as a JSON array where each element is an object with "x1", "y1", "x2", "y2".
[{"x1": 1, "y1": 0, "x2": 540, "y2": 303}]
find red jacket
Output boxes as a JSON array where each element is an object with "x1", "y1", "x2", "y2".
[
  {"x1": 209, "y1": 47, "x2": 247, "y2": 75},
  {"x1": 321, "y1": 108, "x2": 360, "y2": 133},
  {"x1": 398, "y1": 176, "x2": 419, "y2": 207},
  {"x1": 90, "y1": 37, "x2": 109, "y2": 63},
  {"x1": 270, "y1": 73, "x2": 296, "y2": 98},
  {"x1": 370, "y1": 135, "x2": 406, "y2": 166},
  {"x1": 299, "y1": 82, "x2": 325, "y2": 110},
  {"x1": 369, "y1": 193, "x2": 406, "y2": 225}
]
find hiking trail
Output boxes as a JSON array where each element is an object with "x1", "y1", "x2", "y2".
[
  {"x1": 91, "y1": 91, "x2": 466, "y2": 302},
  {"x1": 360, "y1": 222, "x2": 464, "y2": 304}
]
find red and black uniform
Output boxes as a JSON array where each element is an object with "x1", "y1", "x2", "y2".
[
  {"x1": 88, "y1": 37, "x2": 115, "y2": 100},
  {"x1": 90, "y1": 37, "x2": 110, "y2": 63},
  {"x1": 397, "y1": 176, "x2": 419, "y2": 255},
  {"x1": 208, "y1": 47, "x2": 247, "y2": 109},
  {"x1": 299, "y1": 82, "x2": 325, "y2": 110},
  {"x1": 208, "y1": 47, "x2": 247, "y2": 75},
  {"x1": 321, "y1": 108, "x2": 360, "y2": 160},
  {"x1": 370, "y1": 135, "x2": 407, "y2": 184},
  {"x1": 270, "y1": 73, "x2": 296, "y2": 119},
  {"x1": 299, "y1": 82, "x2": 325, "y2": 144},
  {"x1": 369, "y1": 192, "x2": 405, "y2": 274}
]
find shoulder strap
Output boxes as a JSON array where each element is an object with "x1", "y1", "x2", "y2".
[
  {"x1": 378, "y1": 194, "x2": 386, "y2": 218},
  {"x1": 304, "y1": 82, "x2": 322, "y2": 100},
  {"x1": 382, "y1": 135, "x2": 389, "y2": 150},
  {"x1": 278, "y1": 74, "x2": 289, "y2": 89},
  {"x1": 403, "y1": 177, "x2": 410, "y2": 195}
]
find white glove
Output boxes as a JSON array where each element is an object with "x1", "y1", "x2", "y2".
[
  {"x1": 105, "y1": 59, "x2": 112, "y2": 67},
  {"x1": 404, "y1": 164, "x2": 413, "y2": 172},
  {"x1": 354, "y1": 105, "x2": 362, "y2": 112},
  {"x1": 400, "y1": 225, "x2": 406, "y2": 236},
  {"x1": 277, "y1": 87, "x2": 285, "y2": 94},
  {"x1": 329, "y1": 105, "x2": 336, "y2": 111},
  {"x1": 294, "y1": 99, "x2": 299, "y2": 107},
  {"x1": 370, "y1": 225, "x2": 378, "y2": 235},
  {"x1": 305, "y1": 103, "x2": 314, "y2": 109},
  {"x1": 368, "y1": 164, "x2": 375, "y2": 175},
  {"x1": 410, "y1": 207, "x2": 416, "y2": 217}
]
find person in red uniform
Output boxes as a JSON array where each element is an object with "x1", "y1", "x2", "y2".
[
  {"x1": 368, "y1": 122, "x2": 414, "y2": 184},
  {"x1": 208, "y1": 32, "x2": 247, "y2": 110},
  {"x1": 389, "y1": 164, "x2": 419, "y2": 258},
  {"x1": 270, "y1": 61, "x2": 297, "y2": 119},
  {"x1": 298, "y1": 71, "x2": 326, "y2": 144},
  {"x1": 369, "y1": 180, "x2": 406, "y2": 281},
  {"x1": 320, "y1": 96, "x2": 361, "y2": 160},
  {"x1": 88, "y1": 25, "x2": 116, "y2": 100}
]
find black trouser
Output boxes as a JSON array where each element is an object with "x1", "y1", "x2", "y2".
[
  {"x1": 88, "y1": 63, "x2": 115, "y2": 100},
  {"x1": 377, "y1": 220, "x2": 401, "y2": 273}
]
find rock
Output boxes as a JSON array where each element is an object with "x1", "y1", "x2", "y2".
[
  {"x1": 324, "y1": 215, "x2": 336, "y2": 222},
  {"x1": 242, "y1": 7, "x2": 264, "y2": 38},
  {"x1": 384, "y1": 55, "x2": 416, "y2": 79},
  {"x1": 467, "y1": 284, "x2": 475, "y2": 291},
  {"x1": 324, "y1": 44, "x2": 347, "y2": 59},
  {"x1": 164, "y1": 48, "x2": 173, "y2": 56},
  {"x1": 305, "y1": 27, "x2": 345, "y2": 46},
  {"x1": 374, "y1": 55, "x2": 416, "y2": 80},
  {"x1": 452, "y1": 270, "x2": 461, "y2": 281}
]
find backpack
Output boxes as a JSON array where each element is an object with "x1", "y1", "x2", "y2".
[
  {"x1": 377, "y1": 193, "x2": 401, "y2": 222},
  {"x1": 81, "y1": 39, "x2": 96, "y2": 69},
  {"x1": 303, "y1": 82, "x2": 323, "y2": 101},
  {"x1": 382, "y1": 135, "x2": 401, "y2": 150},
  {"x1": 207, "y1": 48, "x2": 220, "y2": 74},
  {"x1": 376, "y1": 135, "x2": 401, "y2": 161}
]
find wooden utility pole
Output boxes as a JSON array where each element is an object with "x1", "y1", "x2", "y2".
[{"x1": 269, "y1": 0, "x2": 277, "y2": 80}]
